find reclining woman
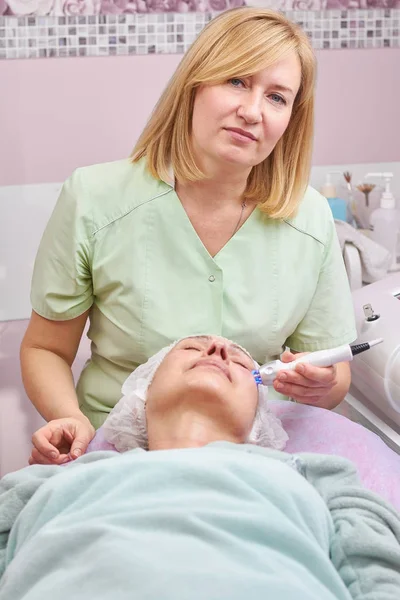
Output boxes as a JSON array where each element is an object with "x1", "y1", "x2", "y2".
[{"x1": 1, "y1": 335, "x2": 400, "y2": 599}]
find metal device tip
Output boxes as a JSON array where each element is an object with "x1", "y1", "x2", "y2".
[{"x1": 369, "y1": 338, "x2": 384, "y2": 348}]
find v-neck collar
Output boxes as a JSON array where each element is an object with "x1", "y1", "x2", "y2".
[{"x1": 170, "y1": 189, "x2": 259, "y2": 262}]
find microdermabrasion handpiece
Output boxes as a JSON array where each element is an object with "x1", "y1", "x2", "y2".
[{"x1": 252, "y1": 338, "x2": 384, "y2": 386}]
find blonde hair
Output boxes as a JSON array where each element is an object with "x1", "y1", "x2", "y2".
[{"x1": 132, "y1": 7, "x2": 316, "y2": 219}]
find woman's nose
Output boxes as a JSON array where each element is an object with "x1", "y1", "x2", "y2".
[
  {"x1": 237, "y1": 93, "x2": 263, "y2": 124},
  {"x1": 206, "y1": 340, "x2": 228, "y2": 361}
]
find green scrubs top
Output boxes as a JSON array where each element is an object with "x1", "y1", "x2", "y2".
[{"x1": 31, "y1": 158, "x2": 357, "y2": 427}]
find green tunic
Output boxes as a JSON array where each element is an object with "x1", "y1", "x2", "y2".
[{"x1": 31, "y1": 158, "x2": 356, "y2": 427}]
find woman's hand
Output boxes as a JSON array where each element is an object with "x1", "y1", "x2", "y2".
[
  {"x1": 29, "y1": 416, "x2": 95, "y2": 465},
  {"x1": 273, "y1": 350, "x2": 350, "y2": 410}
]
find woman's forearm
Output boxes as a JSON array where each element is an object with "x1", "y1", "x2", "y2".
[{"x1": 20, "y1": 347, "x2": 85, "y2": 423}]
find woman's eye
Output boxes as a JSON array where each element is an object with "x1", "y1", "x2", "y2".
[
  {"x1": 269, "y1": 93, "x2": 287, "y2": 105},
  {"x1": 234, "y1": 360, "x2": 251, "y2": 370},
  {"x1": 229, "y1": 78, "x2": 244, "y2": 88},
  {"x1": 184, "y1": 346, "x2": 201, "y2": 351}
]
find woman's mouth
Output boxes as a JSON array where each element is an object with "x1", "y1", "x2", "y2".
[
  {"x1": 193, "y1": 359, "x2": 231, "y2": 381},
  {"x1": 224, "y1": 127, "x2": 257, "y2": 143}
]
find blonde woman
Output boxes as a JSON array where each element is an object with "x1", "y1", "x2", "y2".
[{"x1": 21, "y1": 8, "x2": 356, "y2": 465}]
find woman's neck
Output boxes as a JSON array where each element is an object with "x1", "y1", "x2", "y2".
[
  {"x1": 147, "y1": 412, "x2": 240, "y2": 451},
  {"x1": 176, "y1": 181, "x2": 245, "y2": 211},
  {"x1": 176, "y1": 168, "x2": 250, "y2": 211},
  {"x1": 174, "y1": 174, "x2": 256, "y2": 257}
]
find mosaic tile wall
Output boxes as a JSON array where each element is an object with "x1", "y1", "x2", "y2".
[
  {"x1": 1, "y1": 0, "x2": 400, "y2": 16},
  {"x1": 0, "y1": 9, "x2": 399, "y2": 59}
]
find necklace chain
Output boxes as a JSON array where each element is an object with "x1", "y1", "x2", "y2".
[{"x1": 232, "y1": 200, "x2": 247, "y2": 237}]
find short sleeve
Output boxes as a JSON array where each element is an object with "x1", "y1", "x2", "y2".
[
  {"x1": 286, "y1": 210, "x2": 357, "y2": 352},
  {"x1": 31, "y1": 170, "x2": 94, "y2": 320}
]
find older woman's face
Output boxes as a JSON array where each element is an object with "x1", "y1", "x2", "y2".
[
  {"x1": 146, "y1": 336, "x2": 259, "y2": 440},
  {"x1": 191, "y1": 52, "x2": 301, "y2": 173}
]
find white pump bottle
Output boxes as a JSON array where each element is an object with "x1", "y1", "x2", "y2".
[{"x1": 367, "y1": 172, "x2": 400, "y2": 271}]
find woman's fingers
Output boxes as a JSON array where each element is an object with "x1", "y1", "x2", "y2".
[
  {"x1": 68, "y1": 421, "x2": 95, "y2": 459},
  {"x1": 30, "y1": 418, "x2": 96, "y2": 465},
  {"x1": 275, "y1": 365, "x2": 336, "y2": 390},
  {"x1": 295, "y1": 363, "x2": 337, "y2": 385},
  {"x1": 32, "y1": 424, "x2": 63, "y2": 460},
  {"x1": 28, "y1": 447, "x2": 70, "y2": 466},
  {"x1": 276, "y1": 349, "x2": 337, "y2": 398},
  {"x1": 274, "y1": 379, "x2": 334, "y2": 398},
  {"x1": 280, "y1": 350, "x2": 299, "y2": 363}
]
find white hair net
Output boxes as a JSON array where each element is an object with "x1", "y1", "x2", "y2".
[{"x1": 102, "y1": 337, "x2": 288, "y2": 452}]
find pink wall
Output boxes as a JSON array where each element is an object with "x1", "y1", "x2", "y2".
[{"x1": 0, "y1": 48, "x2": 399, "y2": 187}]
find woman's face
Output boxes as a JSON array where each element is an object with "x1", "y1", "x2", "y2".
[
  {"x1": 191, "y1": 52, "x2": 302, "y2": 174},
  {"x1": 146, "y1": 335, "x2": 259, "y2": 441}
]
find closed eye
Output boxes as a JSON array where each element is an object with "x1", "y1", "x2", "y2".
[{"x1": 233, "y1": 359, "x2": 253, "y2": 371}]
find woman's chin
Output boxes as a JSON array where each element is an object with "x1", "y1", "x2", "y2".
[
  {"x1": 185, "y1": 370, "x2": 231, "y2": 396},
  {"x1": 217, "y1": 152, "x2": 256, "y2": 170}
]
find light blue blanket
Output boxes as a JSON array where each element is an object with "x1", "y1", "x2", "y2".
[{"x1": 1, "y1": 443, "x2": 400, "y2": 599}]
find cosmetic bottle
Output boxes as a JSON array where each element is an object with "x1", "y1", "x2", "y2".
[
  {"x1": 320, "y1": 171, "x2": 348, "y2": 222},
  {"x1": 367, "y1": 172, "x2": 400, "y2": 271}
]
